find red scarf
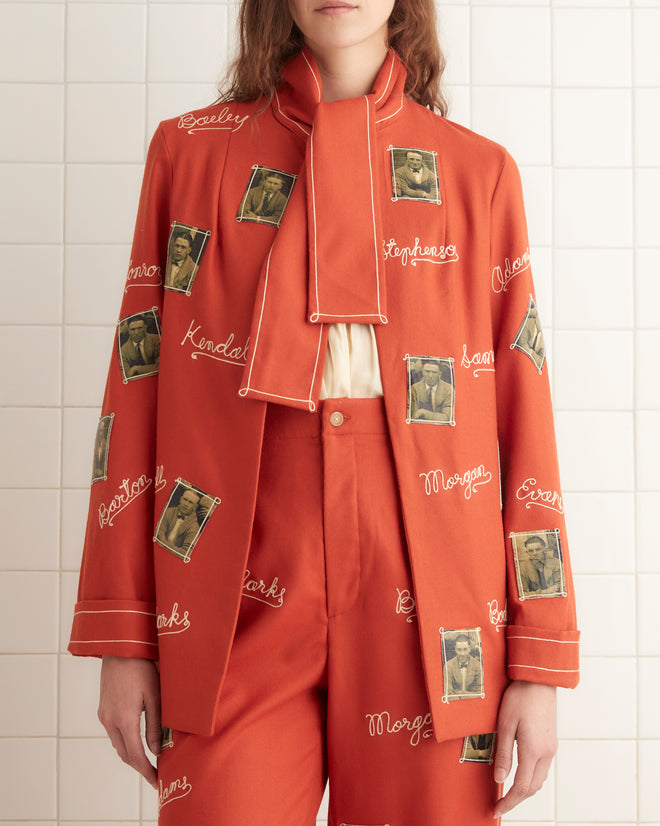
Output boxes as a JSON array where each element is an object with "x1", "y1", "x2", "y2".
[{"x1": 239, "y1": 47, "x2": 407, "y2": 411}]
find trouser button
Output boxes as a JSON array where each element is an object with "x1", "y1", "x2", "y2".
[{"x1": 329, "y1": 411, "x2": 344, "y2": 427}]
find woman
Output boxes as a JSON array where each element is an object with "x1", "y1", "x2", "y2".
[{"x1": 69, "y1": 0, "x2": 579, "y2": 823}]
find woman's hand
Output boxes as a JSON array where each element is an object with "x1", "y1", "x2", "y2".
[
  {"x1": 493, "y1": 680, "x2": 558, "y2": 818},
  {"x1": 98, "y1": 656, "x2": 162, "y2": 789}
]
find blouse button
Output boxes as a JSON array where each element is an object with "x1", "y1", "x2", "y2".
[{"x1": 329, "y1": 411, "x2": 344, "y2": 427}]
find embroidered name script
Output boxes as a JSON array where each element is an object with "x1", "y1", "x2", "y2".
[
  {"x1": 383, "y1": 237, "x2": 459, "y2": 268},
  {"x1": 98, "y1": 466, "x2": 166, "y2": 528}
]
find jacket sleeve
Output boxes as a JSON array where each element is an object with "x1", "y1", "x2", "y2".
[
  {"x1": 490, "y1": 152, "x2": 580, "y2": 688},
  {"x1": 68, "y1": 126, "x2": 173, "y2": 660}
]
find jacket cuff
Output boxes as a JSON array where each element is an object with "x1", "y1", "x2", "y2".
[
  {"x1": 68, "y1": 599, "x2": 159, "y2": 659},
  {"x1": 506, "y1": 625, "x2": 580, "y2": 688}
]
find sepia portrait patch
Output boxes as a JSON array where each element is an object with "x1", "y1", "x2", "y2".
[
  {"x1": 389, "y1": 146, "x2": 441, "y2": 204},
  {"x1": 511, "y1": 528, "x2": 567, "y2": 601},
  {"x1": 440, "y1": 627, "x2": 485, "y2": 702},
  {"x1": 91, "y1": 413, "x2": 114, "y2": 483},
  {"x1": 236, "y1": 165, "x2": 297, "y2": 227},
  {"x1": 163, "y1": 222, "x2": 210, "y2": 295},
  {"x1": 154, "y1": 478, "x2": 221, "y2": 562},
  {"x1": 460, "y1": 733, "x2": 496, "y2": 764},
  {"x1": 405, "y1": 355, "x2": 455, "y2": 425},
  {"x1": 117, "y1": 307, "x2": 161, "y2": 383},
  {"x1": 511, "y1": 294, "x2": 546, "y2": 374},
  {"x1": 161, "y1": 727, "x2": 174, "y2": 749}
]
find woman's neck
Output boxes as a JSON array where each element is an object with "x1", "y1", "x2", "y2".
[{"x1": 306, "y1": 38, "x2": 389, "y2": 102}]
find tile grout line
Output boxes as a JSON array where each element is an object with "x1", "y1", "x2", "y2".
[
  {"x1": 630, "y1": 5, "x2": 641, "y2": 826},
  {"x1": 57, "y1": 0, "x2": 69, "y2": 823},
  {"x1": 549, "y1": 7, "x2": 558, "y2": 820}
]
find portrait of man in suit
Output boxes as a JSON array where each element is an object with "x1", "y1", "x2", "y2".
[
  {"x1": 442, "y1": 630, "x2": 483, "y2": 700},
  {"x1": 163, "y1": 223, "x2": 210, "y2": 294},
  {"x1": 91, "y1": 413, "x2": 114, "y2": 483},
  {"x1": 511, "y1": 296, "x2": 546, "y2": 374},
  {"x1": 408, "y1": 357, "x2": 455, "y2": 424},
  {"x1": 164, "y1": 230, "x2": 198, "y2": 292},
  {"x1": 237, "y1": 167, "x2": 295, "y2": 227},
  {"x1": 155, "y1": 480, "x2": 220, "y2": 562},
  {"x1": 513, "y1": 530, "x2": 566, "y2": 600},
  {"x1": 118, "y1": 311, "x2": 161, "y2": 382},
  {"x1": 461, "y1": 733, "x2": 495, "y2": 763},
  {"x1": 391, "y1": 147, "x2": 440, "y2": 203}
]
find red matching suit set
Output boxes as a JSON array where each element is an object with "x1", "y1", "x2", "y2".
[{"x1": 69, "y1": 48, "x2": 579, "y2": 826}]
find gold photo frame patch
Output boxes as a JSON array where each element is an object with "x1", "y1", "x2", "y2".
[
  {"x1": 236, "y1": 165, "x2": 297, "y2": 227},
  {"x1": 154, "y1": 478, "x2": 221, "y2": 562},
  {"x1": 163, "y1": 222, "x2": 211, "y2": 295},
  {"x1": 389, "y1": 146, "x2": 441, "y2": 204},
  {"x1": 510, "y1": 528, "x2": 567, "y2": 600},
  {"x1": 440, "y1": 627, "x2": 485, "y2": 702}
]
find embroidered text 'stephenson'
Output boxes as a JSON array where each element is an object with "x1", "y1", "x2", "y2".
[{"x1": 383, "y1": 237, "x2": 459, "y2": 268}]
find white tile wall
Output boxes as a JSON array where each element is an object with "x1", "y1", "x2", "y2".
[{"x1": 1, "y1": 1, "x2": 657, "y2": 825}]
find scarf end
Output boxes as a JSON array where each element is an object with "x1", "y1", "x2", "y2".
[{"x1": 238, "y1": 385, "x2": 319, "y2": 412}]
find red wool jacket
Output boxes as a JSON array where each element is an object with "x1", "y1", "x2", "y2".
[{"x1": 69, "y1": 48, "x2": 579, "y2": 742}]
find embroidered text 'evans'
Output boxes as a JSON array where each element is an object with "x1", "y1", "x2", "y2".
[
  {"x1": 180, "y1": 319, "x2": 249, "y2": 367},
  {"x1": 178, "y1": 108, "x2": 249, "y2": 134},
  {"x1": 125, "y1": 261, "x2": 162, "y2": 292},
  {"x1": 365, "y1": 710, "x2": 434, "y2": 747},
  {"x1": 98, "y1": 465, "x2": 166, "y2": 528},
  {"x1": 492, "y1": 248, "x2": 531, "y2": 293},
  {"x1": 418, "y1": 464, "x2": 493, "y2": 499},
  {"x1": 516, "y1": 477, "x2": 564, "y2": 514},
  {"x1": 157, "y1": 602, "x2": 191, "y2": 636},
  {"x1": 383, "y1": 237, "x2": 459, "y2": 268}
]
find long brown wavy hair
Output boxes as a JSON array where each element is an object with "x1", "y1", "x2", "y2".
[{"x1": 218, "y1": 0, "x2": 448, "y2": 115}]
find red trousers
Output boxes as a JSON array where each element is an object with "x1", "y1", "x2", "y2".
[{"x1": 157, "y1": 399, "x2": 500, "y2": 825}]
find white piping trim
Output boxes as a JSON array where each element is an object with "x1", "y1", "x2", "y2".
[
  {"x1": 375, "y1": 52, "x2": 395, "y2": 105},
  {"x1": 301, "y1": 49, "x2": 322, "y2": 102},
  {"x1": 310, "y1": 124, "x2": 320, "y2": 317},
  {"x1": 239, "y1": 386, "x2": 316, "y2": 410},
  {"x1": 243, "y1": 246, "x2": 274, "y2": 391},
  {"x1": 509, "y1": 664, "x2": 579, "y2": 673},
  {"x1": 70, "y1": 639, "x2": 158, "y2": 646},
  {"x1": 376, "y1": 95, "x2": 404, "y2": 125},
  {"x1": 274, "y1": 89, "x2": 310, "y2": 137},
  {"x1": 508, "y1": 635, "x2": 579, "y2": 645},
  {"x1": 365, "y1": 95, "x2": 382, "y2": 320},
  {"x1": 74, "y1": 609, "x2": 156, "y2": 617},
  {"x1": 311, "y1": 311, "x2": 386, "y2": 319}
]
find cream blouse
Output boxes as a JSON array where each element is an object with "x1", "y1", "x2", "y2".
[{"x1": 320, "y1": 323, "x2": 383, "y2": 399}]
